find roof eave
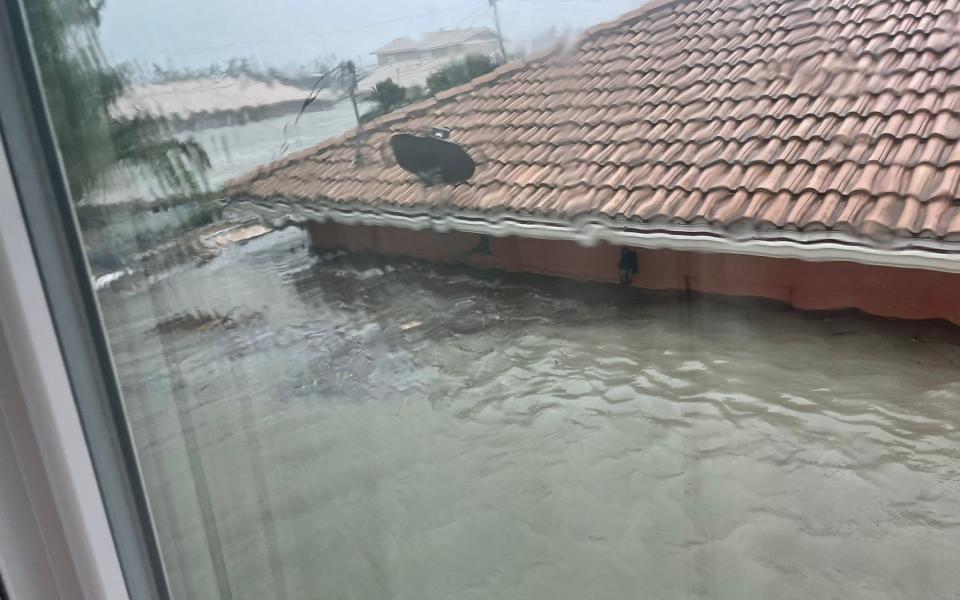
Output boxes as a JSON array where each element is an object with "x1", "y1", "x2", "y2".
[{"x1": 230, "y1": 196, "x2": 960, "y2": 275}]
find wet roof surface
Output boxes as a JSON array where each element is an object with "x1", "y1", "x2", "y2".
[{"x1": 229, "y1": 0, "x2": 960, "y2": 243}]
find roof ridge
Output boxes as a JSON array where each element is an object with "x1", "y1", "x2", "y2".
[{"x1": 581, "y1": 0, "x2": 687, "y2": 38}]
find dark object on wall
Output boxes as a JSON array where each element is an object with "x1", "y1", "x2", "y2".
[
  {"x1": 390, "y1": 133, "x2": 476, "y2": 185},
  {"x1": 618, "y1": 248, "x2": 638, "y2": 284},
  {"x1": 466, "y1": 235, "x2": 493, "y2": 257},
  {"x1": 478, "y1": 235, "x2": 493, "y2": 255}
]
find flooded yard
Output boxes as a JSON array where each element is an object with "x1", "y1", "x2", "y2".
[{"x1": 98, "y1": 228, "x2": 960, "y2": 600}]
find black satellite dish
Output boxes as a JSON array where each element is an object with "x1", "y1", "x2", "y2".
[{"x1": 390, "y1": 132, "x2": 476, "y2": 185}]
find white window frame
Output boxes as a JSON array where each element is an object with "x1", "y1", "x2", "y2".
[
  {"x1": 0, "y1": 0, "x2": 171, "y2": 596},
  {"x1": 0, "y1": 140, "x2": 130, "y2": 600}
]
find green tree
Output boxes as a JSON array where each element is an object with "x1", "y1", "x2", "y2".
[
  {"x1": 426, "y1": 54, "x2": 499, "y2": 96},
  {"x1": 361, "y1": 78, "x2": 408, "y2": 123},
  {"x1": 25, "y1": 0, "x2": 209, "y2": 203},
  {"x1": 406, "y1": 84, "x2": 426, "y2": 102},
  {"x1": 369, "y1": 79, "x2": 407, "y2": 111}
]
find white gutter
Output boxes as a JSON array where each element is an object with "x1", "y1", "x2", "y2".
[{"x1": 232, "y1": 197, "x2": 960, "y2": 275}]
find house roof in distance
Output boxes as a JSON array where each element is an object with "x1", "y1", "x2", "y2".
[
  {"x1": 113, "y1": 75, "x2": 335, "y2": 122},
  {"x1": 372, "y1": 27, "x2": 499, "y2": 55},
  {"x1": 372, "y1": 36, "x2": 418, "y2": 55},
  {"x1": 229, "y1": 0, "x2": 960, "y2": 256}
]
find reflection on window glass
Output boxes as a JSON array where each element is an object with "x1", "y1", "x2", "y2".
[{"x1": 23, "y1": 0, "x2": 960, "y2": 597}]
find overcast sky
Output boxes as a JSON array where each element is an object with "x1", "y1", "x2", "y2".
[{"x1": 100, "y1": 0, "x2": 643, "y2": 71}]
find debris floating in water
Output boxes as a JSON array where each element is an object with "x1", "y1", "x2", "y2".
[
  {"x1": 200, "y1": 223, "x2": 272, "y2": 249},
  {"x1": 94, "y1": 268, "x2": 134, "y2": 290},
  {"x1": 153, "y1": 308, "x2": 265, "y2": 334}
]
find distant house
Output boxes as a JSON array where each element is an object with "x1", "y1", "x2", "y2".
[
  {"x1": 113, "y1": 75, "x2": 335, "y2": 131},
  {"x1": 372, "y1": 28, "x2": 501, "y2": 65},
  {"x1": 227, "y1": 0, "x2": 960, "y2": 325},
  {"x1": 359, "y1": 28, "x2": 501, "y2": 93}
]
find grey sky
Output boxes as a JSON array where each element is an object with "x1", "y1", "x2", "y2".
[{"x1": 100, "y1": 0, "x2": 643, "y2": 71}]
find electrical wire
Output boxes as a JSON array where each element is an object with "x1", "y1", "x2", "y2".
[
  {"x1": 513, "y1": 0, "x2": 611, "y2": 3},
  {"x1": 294, "y1": 63, "x2": 345, "y2": 124},
  {"x1": 454, "y1": 3, "x2": 493, "y2": 29},
  {"x1": 152, "y1": 2, "x2": 483, "y2": 59},
  {"x1": 273, "y1": 62, "x2": 348, "y2": 156}
]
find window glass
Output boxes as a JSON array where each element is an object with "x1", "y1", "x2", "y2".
[{"x1": 20, "y1": 0, "x2": 960, "y2": 598}]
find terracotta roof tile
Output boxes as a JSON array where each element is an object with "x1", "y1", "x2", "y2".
[{"x1": 228, "y1": 0, "x2": 960, "y2": 242}]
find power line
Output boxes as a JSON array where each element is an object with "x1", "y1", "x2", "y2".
[
  {"x1": 303, "y1": 2, "x2": 485, "y2": 39},
  {"x1": 455, "y1": 4, "x2": 492, "y2": 29},
  {"x1": 150, "y1": 1, "x2": 482, "y2": 59},
  {"x1": 513, "y1": 0, "x2": 610, "y2": 3}
]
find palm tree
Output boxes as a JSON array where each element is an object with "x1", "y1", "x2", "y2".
[
  {"x1": 25, "y1": 0, "x2": 210, "y2": 203},
  {"x1": 361, "y1": 78, "x2": 408, "y2": 123}
]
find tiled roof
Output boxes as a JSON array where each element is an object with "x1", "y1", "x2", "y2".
[
  {"x1": 371, "y1": 36, "x2": 418, "y2": 55},
  {"x1": 418, "y1": 28, "x2": 499, "y2": 49},
  {"x1": 373, "y1": 28, "x2": 498, "y2": 55},
  {"x1": 229, "y1": 0, "x2": 960, "y2": 243}
]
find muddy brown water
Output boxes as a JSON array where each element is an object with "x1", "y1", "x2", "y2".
[{"x1": 98, "y1": 227, "x2": 960, "y2": 600}]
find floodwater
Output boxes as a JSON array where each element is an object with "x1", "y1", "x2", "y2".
[
  {"x1": 98, "y1": 227, "x2": 960, "y2": 600},
  {"x1": 88, "y1": 98, "x2": 369, "y2": 204},
  {"x1": 188, "y1": 98, "x2": 371, "y2": 188}
]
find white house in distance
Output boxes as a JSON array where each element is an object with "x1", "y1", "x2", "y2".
[
  {"x1": 359, "y1": 27, "x2": 502, "y2": 93},
  {"x1": 373, "y1": 27, "x2": 501, "y2": 65}
]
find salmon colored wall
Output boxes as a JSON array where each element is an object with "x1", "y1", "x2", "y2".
[{"x1": 307, "y1": 222, "x2": 960, "y2": 325}]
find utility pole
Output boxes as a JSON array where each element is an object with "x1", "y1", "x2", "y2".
[
  {"x1": 341, "y1": 60, "x2": 363, "y2": 165},
  {"x1": 489, "y1": 0, "x2": 507, "y2": 61}
]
